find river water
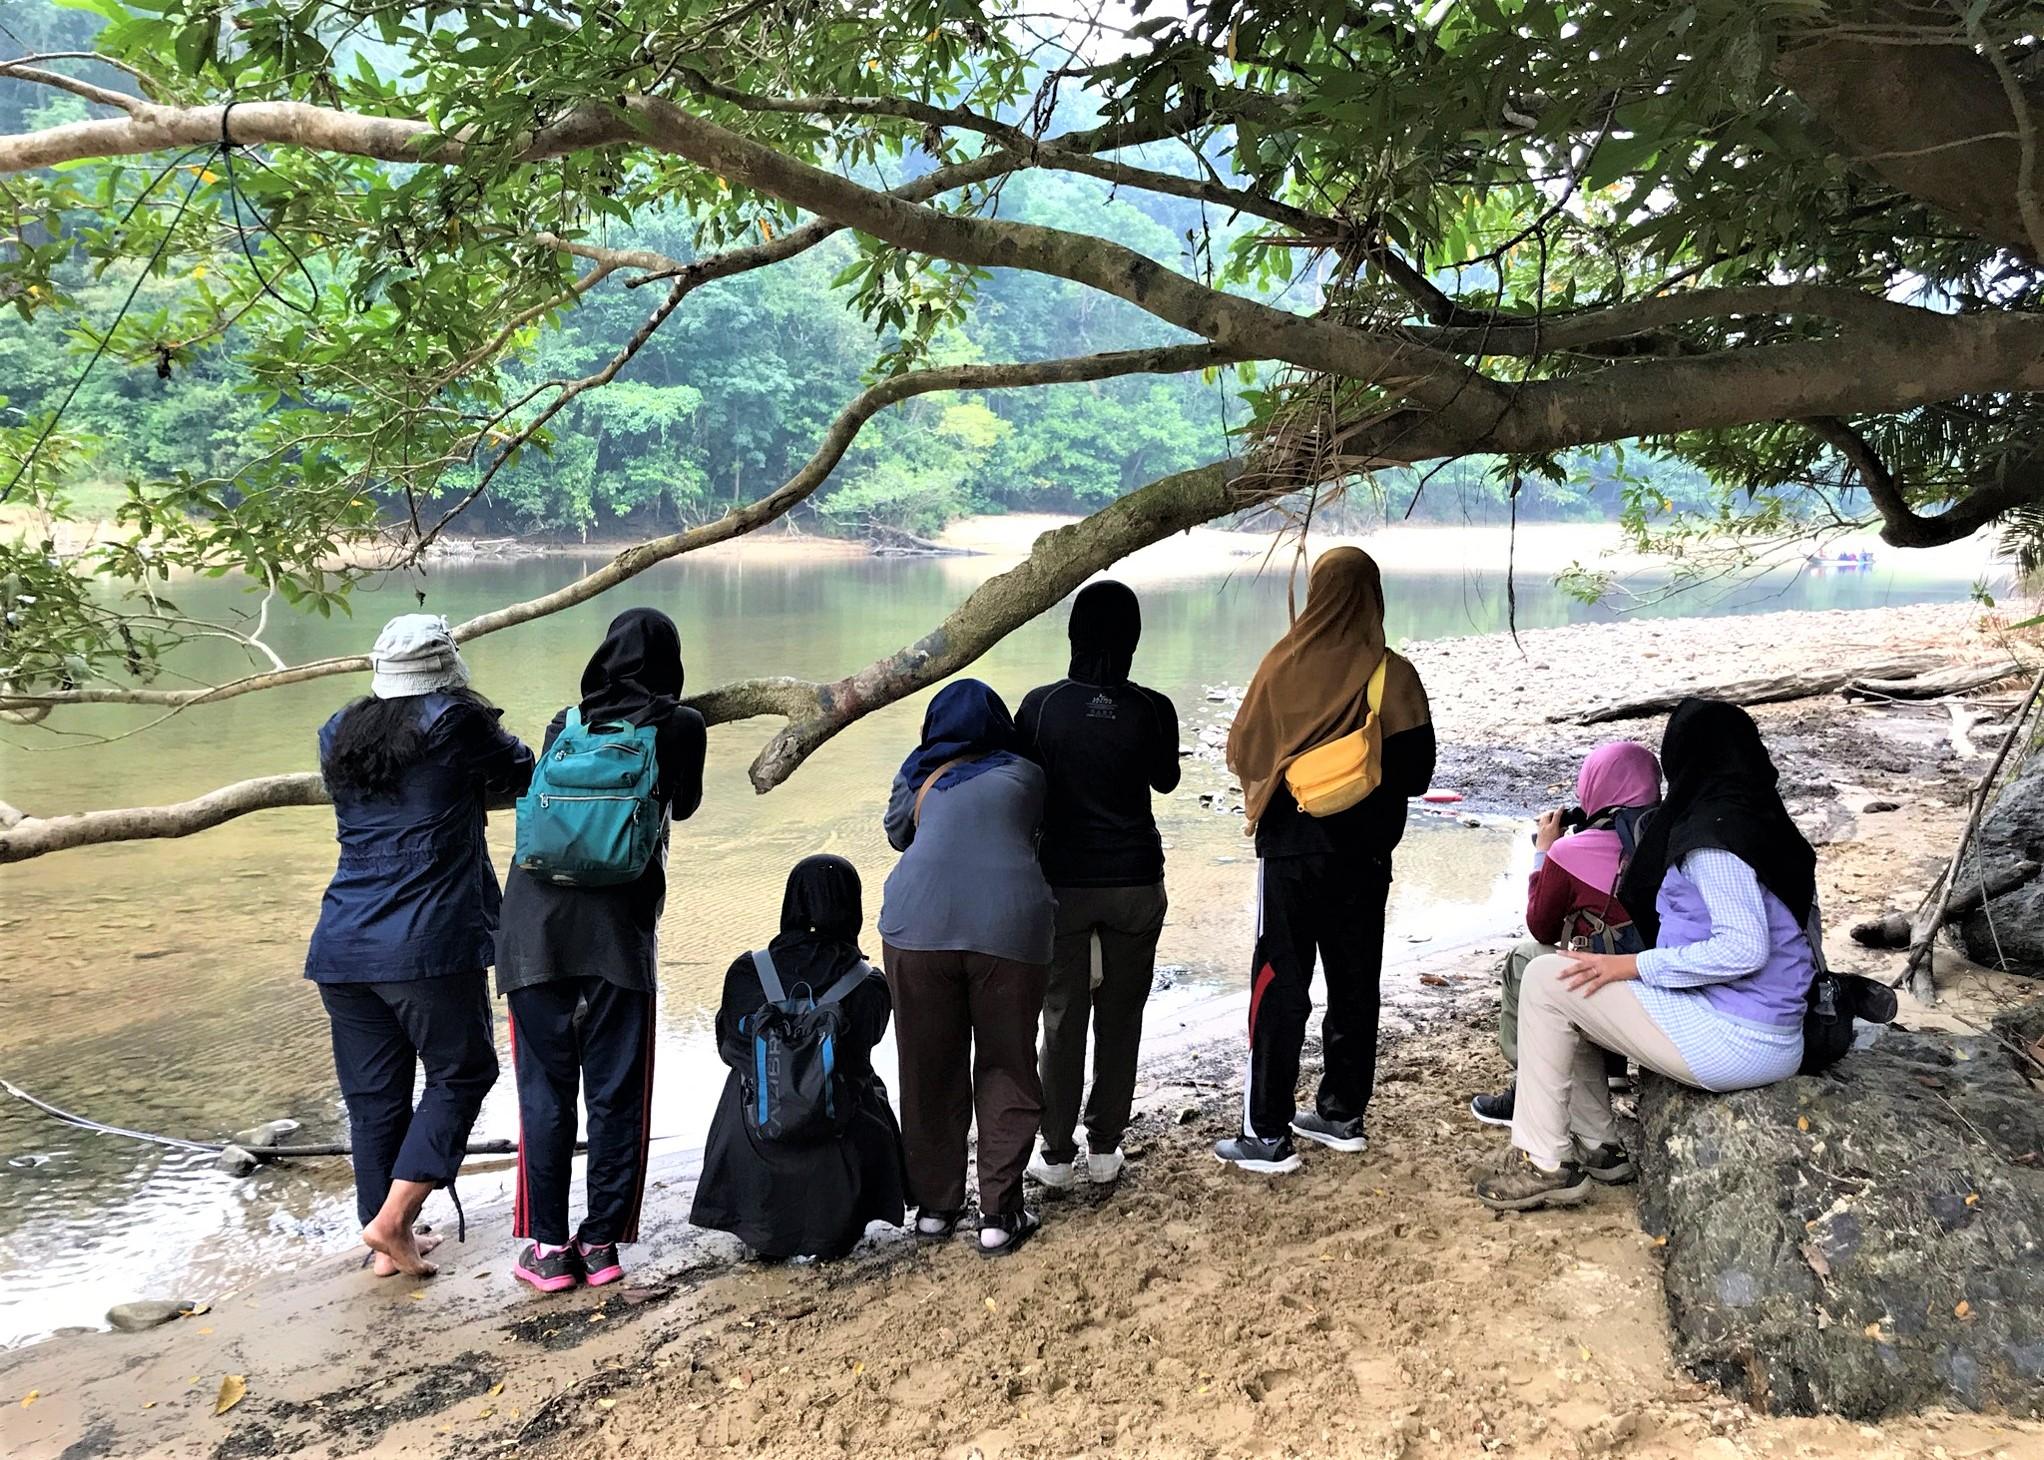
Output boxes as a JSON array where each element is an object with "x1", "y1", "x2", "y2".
[{"x1": 0, "y1": 524, "x2": 1995, "y2": 1344}]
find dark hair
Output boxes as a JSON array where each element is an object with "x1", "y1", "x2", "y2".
[{"x1": 321, "y1": 688, "x2": 488, "y2": 799}]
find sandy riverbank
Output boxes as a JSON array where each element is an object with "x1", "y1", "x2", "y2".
[{"x1": 4, "y1": 599, "x2": 2043, "y2": 1459}]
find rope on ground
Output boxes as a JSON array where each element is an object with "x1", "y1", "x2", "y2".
[{"x1": 1, "y1": 1077, "x2": 689, "y2": 1163}]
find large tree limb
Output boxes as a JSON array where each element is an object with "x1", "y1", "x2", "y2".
[
  {"x1": 0, "y1": 773, "x2": 329, "y2": 863},
  {"x1": 626, "y1": 99, "x2": 1500, "y2": 418},
  {"x1": 743, "y1": 456, "x2": 1249, "y2": 790},
  {"x1": 0, "y1": 342, "x2": 1232, "y2": 713},
  {"x1": 0, "y1": 448, "x2": 1251, "y2": 861},
  {"x1": 1805, "y1": 416, "x2": 2044, "y2": 548}
]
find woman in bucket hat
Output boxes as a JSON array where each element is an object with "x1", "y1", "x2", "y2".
[{"x1": 306, "y1": 614, "x2": 535, "y2": 1276}]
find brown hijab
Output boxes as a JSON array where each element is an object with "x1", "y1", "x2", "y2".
[{"x1": 1227, "y1": 547, "x2": 1432, "y2": 828}]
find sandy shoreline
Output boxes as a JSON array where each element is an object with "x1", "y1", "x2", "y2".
[{"x1": 4, "y1": 597, "x2": 2043, "y2": 1458}]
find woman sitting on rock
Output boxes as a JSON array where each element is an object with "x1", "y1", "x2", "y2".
[
  {"x1": 1469, "y1": 740, "x2": 1661, "y2": 1128},
  {"x1": 691, "y1": 855, "x2": 906, "y2": 1260},
  {"x1": 1473, "y1": 698, "x2": 1819, "y2": 1213}
]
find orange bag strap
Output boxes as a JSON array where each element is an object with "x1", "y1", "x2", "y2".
[{"x1": 913, "y1": 756, "x2": 973, "y2": 825}]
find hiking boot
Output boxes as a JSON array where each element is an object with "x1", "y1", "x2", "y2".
[
  {"x1": 577, "y1": 1240, "x2": 624, "y2": 1286},
  {"x1": 1086, "y1": 1147, "x2": 1126, "y2": 1184},
  {"x1": 512, "y1": 1242, "x2": 583, "y2": 1293},
  {"x1": 1026, "y1": 1152, "x2": 1081, "y2": 1190},
  {"x1": 1469, "y1": 1086, "x2": 1516, "y2": 1127},
  {"x1": 1213, "y1": 1134, "x2": 1302, "y2": 1174},
  {"x1": 1290, "y1": 1111, "x2": 1369, "y2": 1153},
  {"x1": 1574, "y1": 1141, "x2": 1637, "y2": 1185},
  {"x1": 1472, "y1": 1148, "x2": 1592, "y2": 1212}
]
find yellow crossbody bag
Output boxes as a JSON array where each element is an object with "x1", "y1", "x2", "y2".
[{"x1": 1283, "y1": 656, "x2": 1390, "y2": 817}]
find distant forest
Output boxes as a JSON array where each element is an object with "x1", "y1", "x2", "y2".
[{"x1": 0, "y1": 0, "x2": 1731, "y2": 541}]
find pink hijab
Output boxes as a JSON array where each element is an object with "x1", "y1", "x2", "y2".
[{"x1": 1546, "y1": 741, "x2": 1662, "y2": 896}]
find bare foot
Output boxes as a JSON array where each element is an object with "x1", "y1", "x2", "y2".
[
  {"x1": 369, "y1": 1231, "x2": 441, "y2": 1278},
  {"x1": 363, "y1": 1213, "x2": 438, "y2": 1276}
]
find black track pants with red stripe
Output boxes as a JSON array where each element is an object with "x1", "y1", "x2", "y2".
[
  {"x1": 508, "y1": 976, "x2": 655, "y2": 1247},
  {"x1": 1243, "y1": 853, "x2": 1391, "y2": 1140}
]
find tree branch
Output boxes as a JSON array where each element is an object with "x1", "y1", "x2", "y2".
[
  {"x1": 1400, "y1": 284, "x2": 1943, "y2": 356},
  {"x1": 1805, "y1": 415, "x2": 2044, "y2": 548},
  {"x1": 739, "y1": 456, "x2": 1250, "y2": 790},
  {"x1": 0, "y1": 343, "x2": 1232, "y2": 713},
  {"x1": 626, "y1": 99, "x2": 1500, "y2": 417},
  {"x1": 0, "y1": 773, "x2": 329, "y2": 863},
  {"x1": 0, "y1": 59, "x2": 145, "y2": 115}
]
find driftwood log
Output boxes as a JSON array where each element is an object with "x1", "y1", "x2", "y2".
[
  {"x1": 1572, "y1": 655, "x2": 2021, "y2": 724},
  {"x1": 1850, "y1": 859, "x2": 2041, "y2": 948},
  {"x1": 1841, "y1": 660, "x2": 2026, "y2": 702}
]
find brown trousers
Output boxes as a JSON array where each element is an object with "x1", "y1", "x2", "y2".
[{"x1": 882, "y1": 944, "x2": 1050, "y2": 1218}]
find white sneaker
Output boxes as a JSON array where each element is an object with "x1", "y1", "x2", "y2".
[
  {"x1": 1026, "y1": 1154, "x2": 1080, "y2": 1190},
  {"x1": 1086, "y1": 1148, "x2": 1126, "y2": 1184}
]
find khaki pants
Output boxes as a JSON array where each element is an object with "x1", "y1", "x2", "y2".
[{"x1": 1510, "y1": 954, "x2": 1697, "y2": 1168}]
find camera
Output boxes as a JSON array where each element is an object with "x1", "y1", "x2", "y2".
[{"x1": 1530, "y1": 805, "x2": 1588, "y2": 844}]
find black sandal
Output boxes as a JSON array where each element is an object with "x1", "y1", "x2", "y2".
[
  {"x1": 977, "y1": 1209, "x2": 1041, "y2": 1259},
  {"x1": 913, "y1": 1208, "x2": 963, "y2": 1239}
]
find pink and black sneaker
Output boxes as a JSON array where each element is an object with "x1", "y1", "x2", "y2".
[
  {"x1": 513, "y1": 1242, "x2": 582, "y2": 1293},
  {"x1": 577, "y1": 1241, "x2": 624, "y2": 1287}
]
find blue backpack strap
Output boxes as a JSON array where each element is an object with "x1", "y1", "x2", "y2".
[
  {"x1": 752, "y1": 948, "x2": 786, "y2": 1004},
  {"x1": 814, "y1": 960, "x2": 877, "y2": 1009}
]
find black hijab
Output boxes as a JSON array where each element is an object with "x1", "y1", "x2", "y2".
[
  {"x1": 1069, "y1": 579, "x2": 1141, "y2": 686},
  {"x1": 579, "y1": 608, "x2": 683, "y2": 728},
  {"x1": 1618, "y1": 698, "x2": 1817, "y2": 945},
  {"x1": 762, "y1": 854, "x2": 867, "y2": 991}
]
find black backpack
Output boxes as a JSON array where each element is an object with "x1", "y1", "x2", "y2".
[{"x1": 737, "y1": 948, "x2": 874, "y2": 1145}]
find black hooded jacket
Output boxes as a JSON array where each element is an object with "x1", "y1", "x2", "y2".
[
  {"x1": 1016, "y1": 581, "x2": 1182, "y2": 888},
  {"x1": 690, "y1": 855, "x2": 906, "y2": 1257},
  {"x1": 496, "y1": 609, "x2": 708, "y2": 995}
]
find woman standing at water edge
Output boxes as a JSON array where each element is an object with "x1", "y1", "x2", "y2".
[
  {"x1": 880, "y1": 680, "x2": 1056, "y2": 1255},
  {"x1": 306, "y1": 614, "x2": 535, "y2": 1277},
  {"x1": 1017, "y1": 580, "x2": 1180, "y2": 1190},
  {"x1": 495, "y1": 608, "x2": 707, "y2": 1292},
  {"x1": 1217, "y1": 547, "x2": 1435, "y2": 1174},
  {"x1": 1474, "y1": 699, "x2": 1820, "y2": 1212},
  {"x1": 691, "y1": 855, "x2": 906, "y2": 1259}
]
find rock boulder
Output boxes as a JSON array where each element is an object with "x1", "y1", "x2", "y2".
[
  {"x1": 1636, "y1": 1014, "x2": 2044, "y2": 1418},
  {"x1": 1959, "y1": 758, "x2": 2044, "y2": 975}
]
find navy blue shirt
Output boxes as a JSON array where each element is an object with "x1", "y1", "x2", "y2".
[{"x1": 304, "y1": 693, "x2": 535, "y2": 983}]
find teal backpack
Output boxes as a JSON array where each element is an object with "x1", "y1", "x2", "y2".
[{"x1": 513, "y1": 710, "x2": 663, "y2": 886}]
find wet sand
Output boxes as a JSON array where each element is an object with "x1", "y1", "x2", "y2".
[{"x1": 4, "y1": 598, "x2": 2043, "y2": 1458}]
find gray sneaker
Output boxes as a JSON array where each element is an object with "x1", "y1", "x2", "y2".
[
  {"x1": 1574, "y1": 1141, "x2": 1637, "y2": 1185},
  {"x1": 1472, "y1": 1148, "x2": 1592, "y2": 1212},
  {"x1": 1213, "y1": 1134, "x2": 1302, "y2": 1174},
  {"x1": 1290, "y1": 1111, "x2": 1368, "y2": 1153}
]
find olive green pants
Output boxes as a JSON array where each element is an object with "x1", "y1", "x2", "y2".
[{"x1": 1498, "y1": 938, "x2": 1627, "y2": 1082}]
